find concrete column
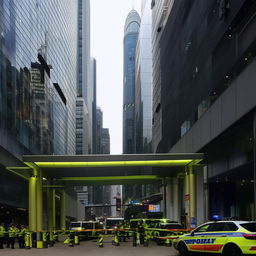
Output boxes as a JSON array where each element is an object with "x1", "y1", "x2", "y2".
[
  {"x1": 172, "y1": 177, "x2": 179, "y2": 222},
  {"x1": 188, "y1": 166, "x2": 196, "y2": 228},
  {"x1": 29, "y1": 177, "x2": 37, "y2": 231},
  {"x1": 166, "y1": 177, "x2": 172, "y2": 219},
  {"x1": 60, "y1": 189, "x2": 66, "y2": 230},
  {"x1": 36, "y1": 170, "x2": 43, "y2": 231}
]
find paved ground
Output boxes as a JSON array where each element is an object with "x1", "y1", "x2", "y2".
[{"x1": 0, "y1": 238, "x2": 180, "y2": 256}]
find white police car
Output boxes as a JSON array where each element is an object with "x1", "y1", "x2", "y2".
[{"x1": 173, "y1": 221, "x2": 256, "y2": 256}]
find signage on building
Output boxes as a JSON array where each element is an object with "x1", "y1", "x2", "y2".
[{"x1": 148, "y1": 204, "x2": 160, "y2": 212}]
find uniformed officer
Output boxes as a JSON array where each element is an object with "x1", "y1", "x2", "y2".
[
  {"x1": 18, "y1": 225, "x2": 26, "y2": 248},
  {"x1": 8, "y1": 224, "x2": 17, "y2": 249},
  {"x1": 0, "y1": 223, "x2": 5, "y2": 249},
  {"x1": 137, "y1": 221, "x2": 145, "y2": 245}
]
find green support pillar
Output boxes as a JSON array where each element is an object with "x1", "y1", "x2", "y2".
[
  {"x1": 36, "y1": 170, "x2": 43, "y2": 231},
  {"x1": 47, "y1": 188, "x2": 56, "y2": 231},
  {"x1": 29, "y1": 176, "x2": 37, "y2": 231},
  {"x1": 188, "y1": 166, "x2": 196, "y2": 228},
  {"x1": 52, "y1": 189, "x2": 56, "y2": 230},
  {"x1": 60, "y1": 189, "x2": 66, "y2": 230}
]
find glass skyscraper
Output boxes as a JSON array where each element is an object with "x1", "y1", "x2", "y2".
[
  {"x1": 123, "y1": 10, "x2": 141, "y2": 154},
  {"x1": 0, "y1": 0, "x2": 78, "y2": 218},
  {"x1": 76, "y1": 0, "x2": 93, "y2": 154},
  {"x1": 0, "y1": 0, "x2": 78, "y2": 156},
  {"x1": 135, "y1": 0, "x2": 152, "y2": 154}
]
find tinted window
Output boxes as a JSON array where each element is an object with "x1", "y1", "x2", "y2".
[
  {"x1": 194, "y1": 224, "x2": 211, "y2": 233},
  {"x1": 82, "y1": 223, "x2": 93, "y2": 229},
  {"x1": 225, "y1": 222, "x2": 238, "y2": 231},
  {"x1": 208, "y1": 223, "x2": 226, "y2": 231},
  {"x1": 241, "y1": 223, "x2": 256, "y2": 232},
  {"x1": 70, "y1": 223, "x2": 81, "y2": 228}
]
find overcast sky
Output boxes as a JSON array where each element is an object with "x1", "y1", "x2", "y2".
[{"x1": 91, "y1": 0, "x2": 142, "y2": 154}]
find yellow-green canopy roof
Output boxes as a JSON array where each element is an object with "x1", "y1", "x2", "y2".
[{"x1": 6, "y1": 153, "x2": 203, "y2": 185}]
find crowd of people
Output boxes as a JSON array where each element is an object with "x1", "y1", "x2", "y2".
[{"x1": 0, "y1": 223, "x2": 28, "y2": 249}]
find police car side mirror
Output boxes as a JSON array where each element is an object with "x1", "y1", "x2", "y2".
[{"x1": 191, "y1": 231, "x2": 195, "y2": 236}]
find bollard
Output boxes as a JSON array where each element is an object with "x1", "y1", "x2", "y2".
[
  {"x1": 42, "y1": 232, "x2": 48, "y2": 248},
  {"x1": 36, "y1": 232, "x2": 44, "y2": 249},
  {"x1": 69, "y1": 232, "x2": 74, "y2": 247},
  {"x1": 136, "y1": 232, "x2": 140, "y2": 245},
  {"x1": 74, "y1": 233, "x2": 80, "y2": 245},
  {"x1": 98, "y1": 235, "x2": 103, "y2": 248},
  {"x1": 166, "y1": 238, "x2": 171, "y2": 247},
  {"x1": 49, "y1": 231, "x2": 54, "y2": 247},
  {"x1": 25, "y1": 231, "x2": 31, "y2": 249}
]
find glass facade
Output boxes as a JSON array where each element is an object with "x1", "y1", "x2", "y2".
[
  {"x1": 76, "y1": 0, "x2": 92, "y2": 154},
  {"x1": 123, "y1": 10, "x2": 141, "y2": 154},
  {"x1": 0, "y1": 0, "x2": 78, "y2": 155},
  {"x1": 135, "y1": 1, "x2": 152, "y2": 153}
]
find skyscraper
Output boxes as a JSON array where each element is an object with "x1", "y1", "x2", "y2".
[
  {"x1": 135, "y1": 0, "x2": 153, "y2": 154},
  {"x1": 0, "y1": 0, "x2": 78, "y2": 222},
  {"x1": 76, "y1": 0, "x2": 93, "y2": 154},
  {"x1": 123, "y1": 10, "x2": 141, "y2": 154}
]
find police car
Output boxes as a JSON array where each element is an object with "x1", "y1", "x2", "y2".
[{"x1": 173, "y1": 221, "x2": 256, "y2": 256}]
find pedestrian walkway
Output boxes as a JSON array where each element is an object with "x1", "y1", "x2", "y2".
[{"x1": 0, "y1": 238, "x2": 179, "y2": 256}]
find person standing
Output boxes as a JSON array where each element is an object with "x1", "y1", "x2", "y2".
[
  {"x1": 18, "y1": 225, "x2": 26, "y2": 248},
  {"x1": 0, "y1": 223, "x2": 5, "y2": 249},
  {"x1": 8, "y1": 224, "x2": 17, "y2": 249}
]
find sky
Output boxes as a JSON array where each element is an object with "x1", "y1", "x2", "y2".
[{"x1": 91, "y1": 0, "x2": 142, "y2": 154}]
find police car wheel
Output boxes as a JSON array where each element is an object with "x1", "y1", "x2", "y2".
[
  {"x1": 223, "y1": 244, "x2": 242, "y2": 256},
  {"x1": 177, "y1": 242, "x2": 190, "y2": 256}
]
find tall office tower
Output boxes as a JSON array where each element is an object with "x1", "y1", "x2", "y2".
[
  {"x1": 76, "y1": 0, "x2": 93, "y2": 154},
  {"x1": 155, "y1": 0, "x2": 256, "y2": 220},
  {"x1": 135, "y1": 0, "x2": 153, "y2": 154},
  {"x1": 0, "y1": 0, "x2": 78, "y2": 222},
  {"x1": 151, "y1": 0, "x2": 174, "y2": 153},
  {"x1": 96, "y1": 107, "x2": 103, "y2": 154},
  {"x1": 122, "y1": 9, "x2": 141, "y2": 204},
  {"x1": 123, "y1": 10, "x2": 141, "y2": 154},
  {"x1": 101, "y1": 128, "x2": 110, "y2": 154},
  {"x1": 92, "y1": 58, "x2": 97, "y2": 154}
]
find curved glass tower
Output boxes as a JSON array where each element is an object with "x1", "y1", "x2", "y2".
[{"x1": 123, "y1": 10, "x2": 141, "y2": 154}]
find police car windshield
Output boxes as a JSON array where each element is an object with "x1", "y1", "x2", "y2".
[{"x1": 241, "y1": 223, "x2": 256, "y2": 232}]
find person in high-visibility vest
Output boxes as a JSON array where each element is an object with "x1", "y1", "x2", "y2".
[
  {"x1": 8, "y1": 224, "x2": 17, "y2": 249},
  {"x1": 113, "y1": 233, "x2": 119, "y2": 246},
  {"x1": 137, "y1": 221, "x2": 145, "y2": 245},
  {"x1": 0, "y1": 223, "x2": 5, "y2": 249},
  {"x1": 24, "y1": 228, "x2": 31, "y2": 249},
  {"x1": 18, "y1": 225, "x2": 26, "y2": 248}
]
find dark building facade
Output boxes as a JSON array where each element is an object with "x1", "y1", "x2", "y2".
[{"x1": 153, "y1": 0, "x2": 256, "y2": 220}]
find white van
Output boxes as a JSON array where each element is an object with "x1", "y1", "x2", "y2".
[{"x1": 70, "y1": 220, "x2": 104, "y2": 239}]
